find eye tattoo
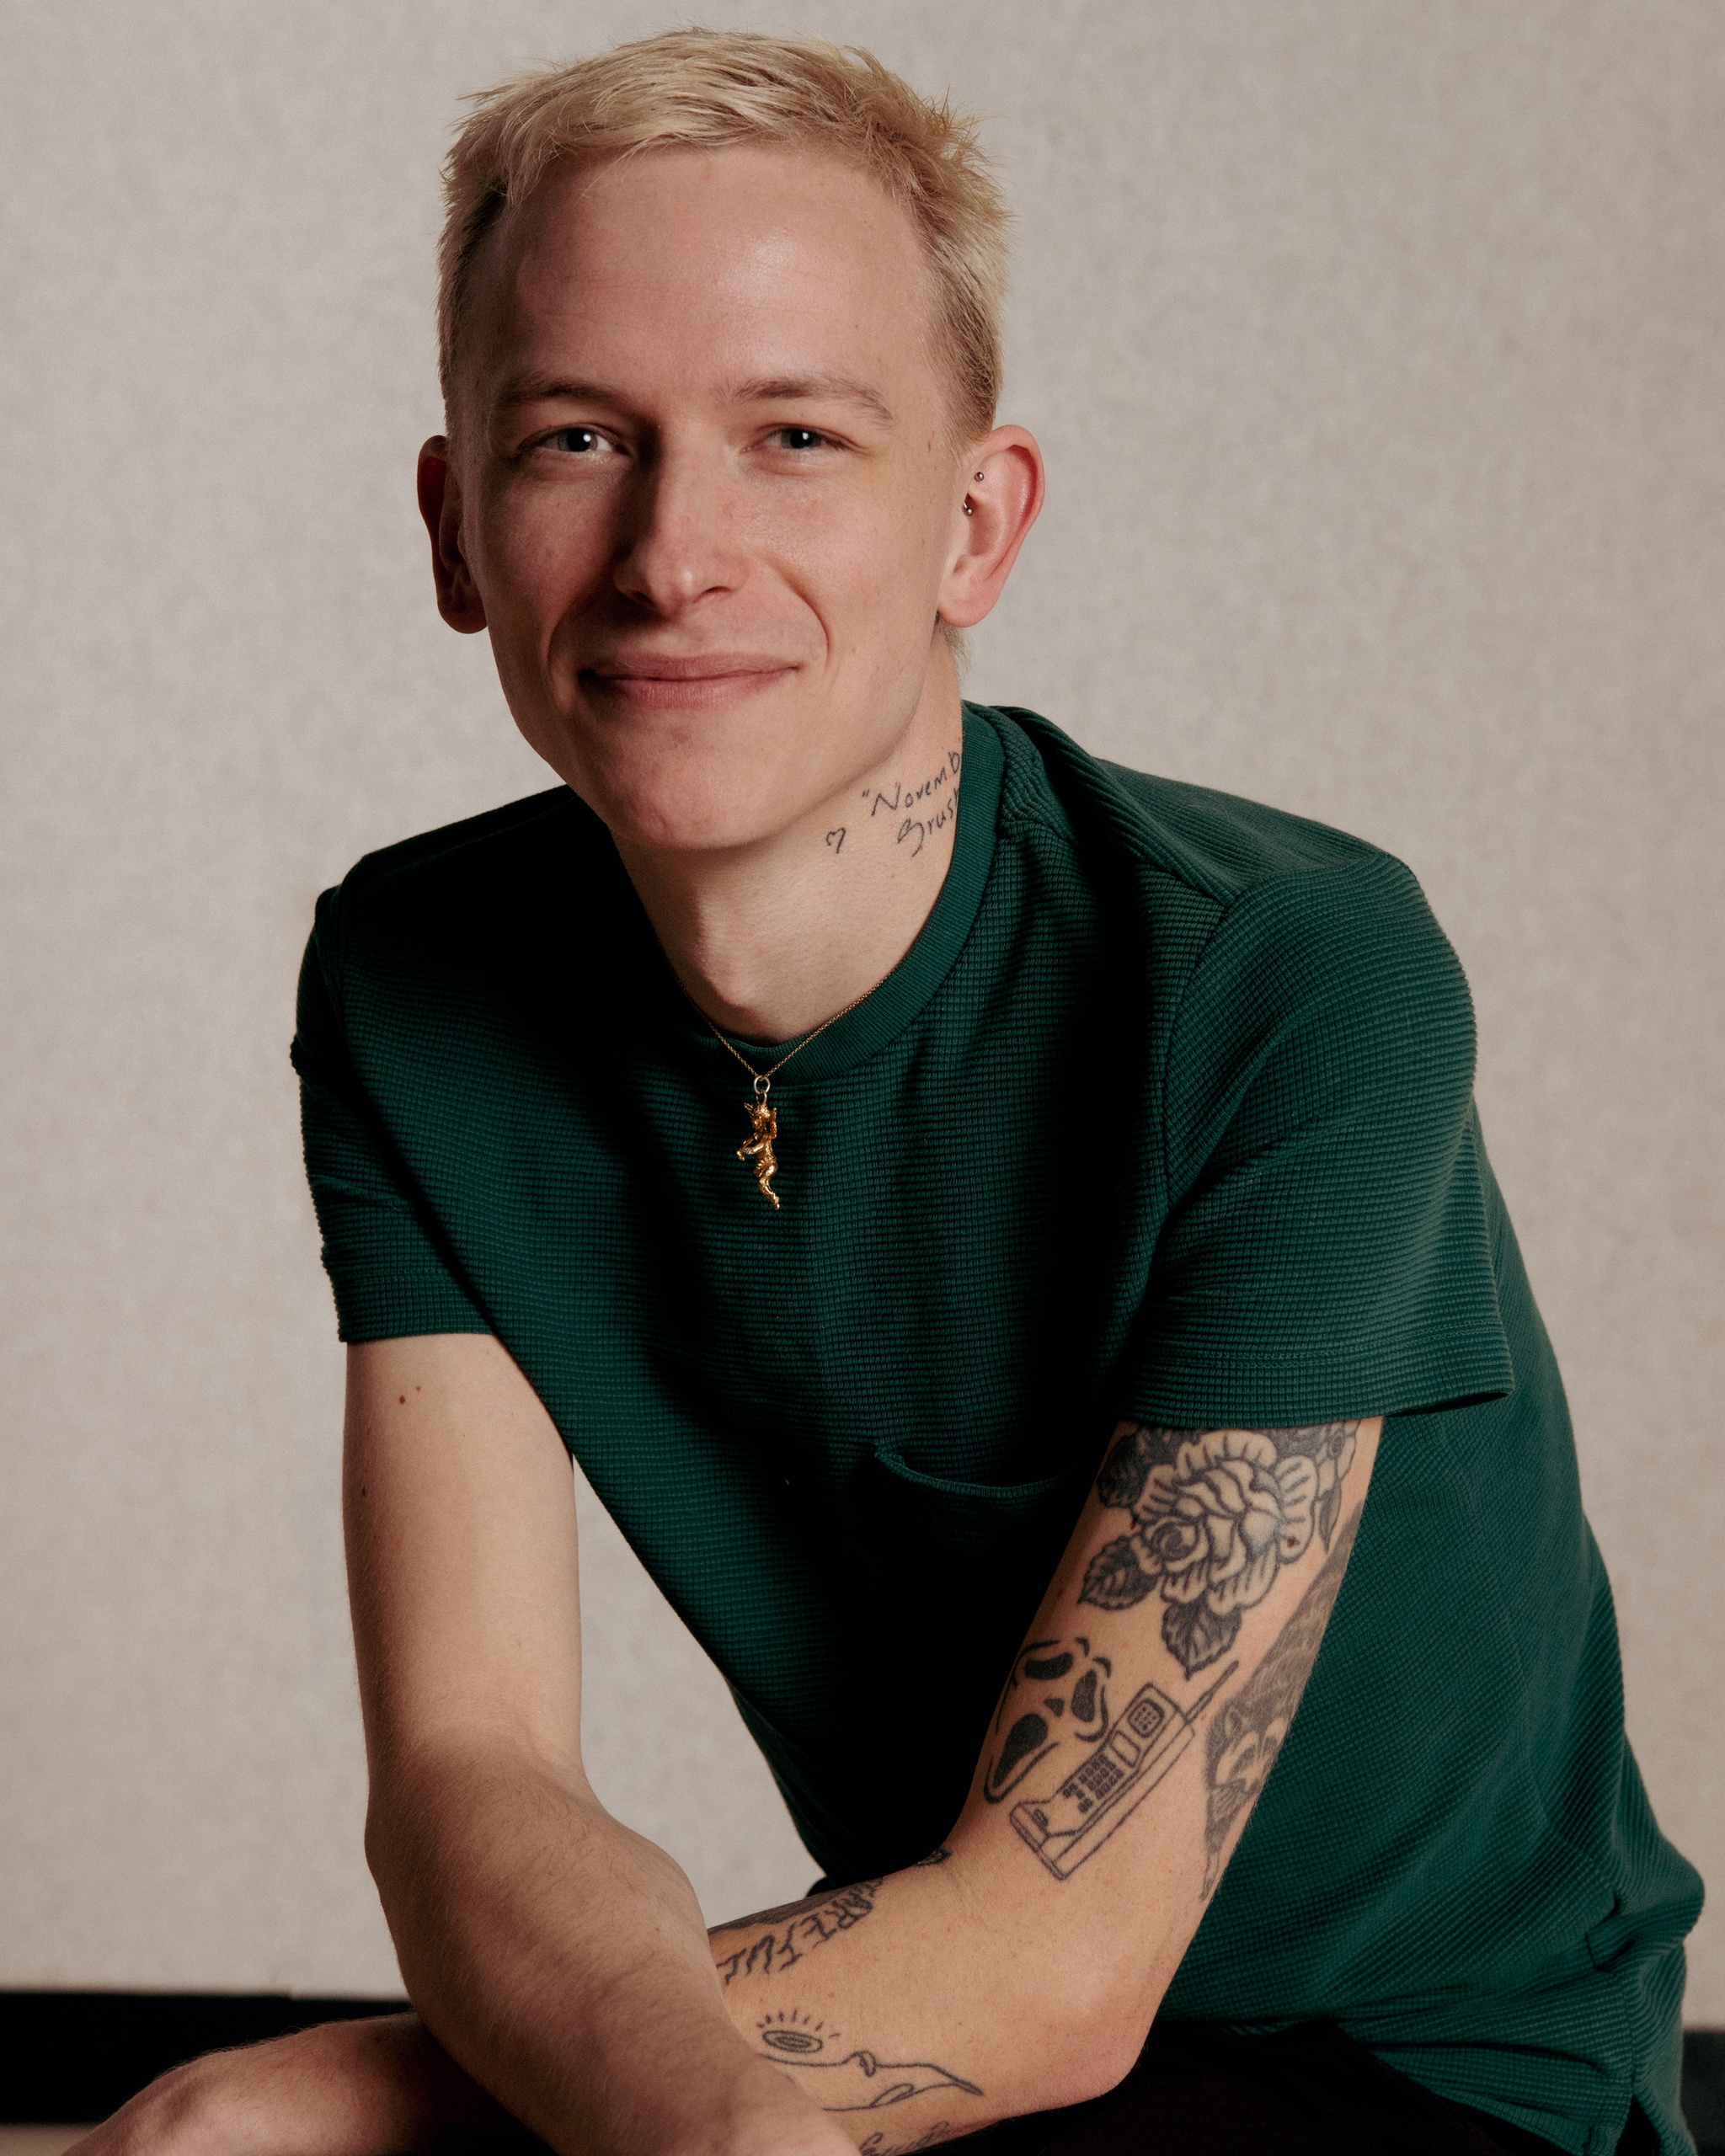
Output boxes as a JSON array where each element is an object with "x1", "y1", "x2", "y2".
[{"x1": 753, "y1": 2010, "x2": 981, "y2": 2114}]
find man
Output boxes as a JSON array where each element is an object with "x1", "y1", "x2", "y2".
[{"x1": 83, "y1": 28, "x2": 1699, "y2": 2156}]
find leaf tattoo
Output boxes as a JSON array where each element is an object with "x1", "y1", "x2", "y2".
[
  {"x1": 1078, "y1": 1536, "x2": 1154, "y2": 1609},
  {"x1": 1094, "y1": 1433, "x2": 1156, "y2": 1511},
  {"x1": 1161, "y1": 1598, "x2": 1242, "y2": 1675}
]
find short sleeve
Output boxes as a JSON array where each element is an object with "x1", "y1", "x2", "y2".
[
  {"x1": 291, "y1": 888, "x2": 493, "y2": 1344},
  {"x1": 1125, "y1": 853, "x2": 1513, "y2": 1428}
]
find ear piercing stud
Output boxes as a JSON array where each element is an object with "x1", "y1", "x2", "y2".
[{"x1": 964, "y1": 470, "x2": 985, "y2": 515}]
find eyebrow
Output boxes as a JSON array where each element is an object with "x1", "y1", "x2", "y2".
[
  {"x1": 731, "y1": 374, "x2": 896, "y2": 424},
  {"x1": 494, "y1": 376, "x2": 619, "y2": 413},
  {"x1": 493, "y1": 372, "x2": 895, "y2": 425}
]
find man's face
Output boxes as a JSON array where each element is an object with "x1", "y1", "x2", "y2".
[{"x1": 437, "y1": 145, "x2": 985, "y2": 855}]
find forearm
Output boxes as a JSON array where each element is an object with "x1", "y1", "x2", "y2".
[
  {"x1": 705, "y1": 1793, "x2": 1189, "y2": 2143},
  {"x1": 370, "y1": 1735, "x2": 839, "y2": 2156}
]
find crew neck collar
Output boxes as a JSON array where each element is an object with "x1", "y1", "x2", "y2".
[{"x1": 643, "y1": 703, "x2": 1006, "y2": 1089}]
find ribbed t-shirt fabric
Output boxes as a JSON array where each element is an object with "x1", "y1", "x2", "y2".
[{"x1": 293, "y1": 705, "x2": 1701, "y2": 2156}]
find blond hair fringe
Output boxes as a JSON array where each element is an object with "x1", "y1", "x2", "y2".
[{"x1": 436, "y1": 27, "x2": 1011, "y2": 446}]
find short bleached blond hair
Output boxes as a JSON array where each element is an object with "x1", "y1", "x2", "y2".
[{"x1": 436, "y1": 27, "x2": 1011, "y2": 446}]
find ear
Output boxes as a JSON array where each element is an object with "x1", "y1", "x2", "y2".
[
  {"x1": 936, "y1": 427, "x2": 1045, "y2": 631},
  {"x1": 417, "y1": 437, "x2": 488, "y2": 633}
]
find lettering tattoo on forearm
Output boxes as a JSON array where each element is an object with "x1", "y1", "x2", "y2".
[
  {"x1": 712, "y1": 1851, "x2": 950, "y2": 1987},
  {"x1": 713, "y1": 1880, "x2": 884, "y2": 1986},
  {"x1": 756, "y1": 2009, "x2": 980, "y2": 2114},
  {"x1": 1080, "y1": 1422, "x2": 1360, "y2": 1676},
  {"x1": 1201, "y1": 1501, "x2": 1359, "y2": 1896}
]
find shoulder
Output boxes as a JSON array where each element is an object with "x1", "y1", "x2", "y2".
[
  {"x1": 985, "y1": 702, "x2": 1391, "y2": 900},
  {"x1": 298, "y1": 786, "x2": 620, "y2": 1055},
  {"x1": 328, "y1": 785, "x2": 582, "y2": 911},
  {"x1": 307, "y1": 785, "x2": 600, "y2": 965},
  {"x1": 980, "y1": 702, "x2": 1475, "y2": 1073}
]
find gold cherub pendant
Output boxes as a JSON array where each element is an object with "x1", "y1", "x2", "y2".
[{"x1": 737, "y1": 1095, "x2": 782, "y2": 1209}]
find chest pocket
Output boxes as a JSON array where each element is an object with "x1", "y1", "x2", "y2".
[{"x1": 863, "y1": 1444, "x2": 1088, "y2": 1697}]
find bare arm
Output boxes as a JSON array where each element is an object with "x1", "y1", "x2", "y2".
[
  {"x1": 342, "y1": 1331, "x2": 847, "y2": 2156},
  {"x1": 62, "y1": 1330, "x2": 773, "y2": 2156}
]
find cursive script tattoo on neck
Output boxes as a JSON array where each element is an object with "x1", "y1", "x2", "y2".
[{"x1": 834, "y1": 745, "x2": 962, "y2": 860}]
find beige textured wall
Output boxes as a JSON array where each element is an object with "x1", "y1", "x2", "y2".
[{"x1": 3, "y1": 0, "x2": 1720, "y2": 2015}]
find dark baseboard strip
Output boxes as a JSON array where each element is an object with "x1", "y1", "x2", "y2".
[
  {"x1": 1686, "y1": 2030, "x2": 1725, "y2": 2154},
  {"x1": 1, "y1": 1996, "x2": 1722, "y2": 2148},
  {"x1": 0, "y1": 1992, "x2": 409, "y2": 2123}
]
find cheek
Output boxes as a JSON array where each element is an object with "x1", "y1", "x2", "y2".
[
  {"x1": 767, "y1": 485, "x2": 950, "y2": 643},
  {"x1": 473, "y1": 479, "x2": 617, "y2": 630}
]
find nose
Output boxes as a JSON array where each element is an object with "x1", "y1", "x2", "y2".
[{"x1": 611, "y1": 442, "x2": 745, "y2": 617}]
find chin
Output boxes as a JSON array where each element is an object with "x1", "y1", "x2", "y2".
[
  {"x1": 579, "y1": 759, "x2": 824, "y2": 857},
  {"x1": 553, "y1": 699, "x2": 866, "y2": 855}
]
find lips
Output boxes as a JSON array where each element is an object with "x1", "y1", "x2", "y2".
[
  {"x1": 581, "y1": 654, "x2": 795, "y2": 708},
  {"x1": 586, "y1": 653, "x2": 791, "y2": 683}
]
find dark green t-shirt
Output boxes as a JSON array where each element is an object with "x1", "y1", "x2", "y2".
[{"x1": 293, "y1": 706, "x2": 1700, "y2": 2156}]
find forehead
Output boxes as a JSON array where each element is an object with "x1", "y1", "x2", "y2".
[{"x1": 461, "y1": 143, "x2": 942, "y2": 415}]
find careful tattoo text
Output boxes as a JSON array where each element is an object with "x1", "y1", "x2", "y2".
[{"x1": 713, "y1": 1879, "x2": 884, "y2": 1987}]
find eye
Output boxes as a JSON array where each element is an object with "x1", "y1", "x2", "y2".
[
  {"x1": 545, "y1": 426, "x2": 613, "y2": 456},
  {"x1": 770, "y1": 426, "x2": 829, "y2": 452}
]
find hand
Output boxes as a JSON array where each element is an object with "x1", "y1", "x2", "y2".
[{"x1": 63, "y1": 2012, "x2": 526, "y2": 2156}]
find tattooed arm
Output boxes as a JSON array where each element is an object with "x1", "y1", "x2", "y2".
[{"x1": 703, "y1": 1415, "x2": 1380, "y2": 2149}]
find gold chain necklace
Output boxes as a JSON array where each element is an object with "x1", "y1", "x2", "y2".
[{"x1": 695, "y1": 983, "x2": 879, "y2": 1210}]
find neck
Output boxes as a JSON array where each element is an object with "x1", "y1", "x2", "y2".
[{"x1": 614, "y1": 654, "x2": 967, "y2": 1042}]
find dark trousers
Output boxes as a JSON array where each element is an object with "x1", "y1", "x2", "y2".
[{"x1": 958, "y1": 2022, "x2": 1659, "y2": 2156}]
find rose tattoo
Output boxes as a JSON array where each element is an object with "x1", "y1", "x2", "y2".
[{"x1": 1080, "y1": 1422, "x2": 1359, "y2": 1675}]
